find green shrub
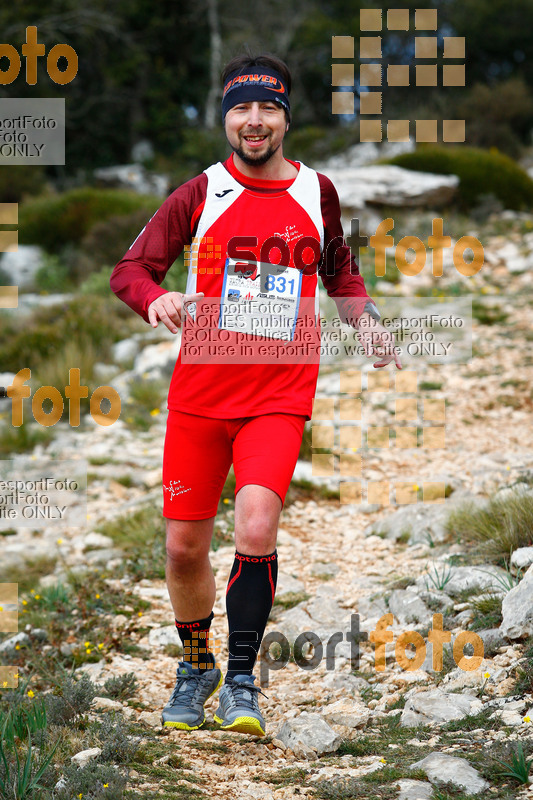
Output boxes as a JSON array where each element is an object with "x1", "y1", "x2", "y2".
[
  {"x1": 385, "y1": 146, "x2": 533, "y2": 210},
  {"x1": 44, "y1": 672, "x2": 96, "y2": 726},
  {"x1": 456, "y1": 77, "x2": 533, "y2": 158},
  {"x1": 32, "y1": 337, "x2": 99, "y2": 400},
  {"x1": 0, "y1": 422, "x2": 53, "y2": 459},
  {"x1": 285, "y1": 124, "x2": 361, "y2": 165},
  {"x1": 19, "y1": 188, "x2": 161, "y2": 253},
  {"x1": 97, "y1": 714, "x2": 139, "y2": 763},
  {"x1": 514, "y1": 636, "x2": 533, "y2": 694},
  {"x1": 55, "y1": 760, "x2": 126, "y2": 800},
  {"x1": 100, "y1": 672, "x2": 138, "y2": 701},
  {"x1": 164, "y1": 128, "x2": 228, "y2": 186},
  {"x1": 0, "y1": 165, "x2": 47, "y2": 203},
  {"x1": 0, "y1": 294, "x2": 140, "y2": 374},
  {"x1": 78, "y1": 207, "x2": 161, "y2": 278},
  {"x1": 33, "y1": 254, "x2": 76, "y2": 293},
  {"x1": 79, "y1": 266, "x2": 117, "y2": 296}
]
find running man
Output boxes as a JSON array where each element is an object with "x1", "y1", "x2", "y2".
[{"x1": 110, "y1": 52, "x2": 401, "y2": 737}]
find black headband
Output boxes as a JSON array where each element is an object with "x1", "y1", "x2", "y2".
[{"x1": 222, "y1": 68, "x2": 291, "y2": 121}]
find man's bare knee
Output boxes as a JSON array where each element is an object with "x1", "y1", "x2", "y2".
[{"x1": 165, "y1": 518, "x2": 213, "y2": 568}]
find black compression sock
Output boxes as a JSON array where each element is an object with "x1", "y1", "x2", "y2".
[
  {"x1": 225, "y1": 549, "x2": 278, "y2": 681},
  {"x1": 174, "y1": 611, "x2": 216, "y2": 672}
]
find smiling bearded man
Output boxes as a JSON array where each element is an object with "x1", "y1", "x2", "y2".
[{"x1": 110, "y1": 51, "x2": 401, "y2": 738}]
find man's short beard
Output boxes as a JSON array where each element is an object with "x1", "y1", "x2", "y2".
[{"x1": 232, "y1": 137, "x2": 281, "y2": 166}]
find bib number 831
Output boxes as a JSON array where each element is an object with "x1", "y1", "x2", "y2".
[{"x1": 265, "y1": 274, "x2": 296, "y2": 294}]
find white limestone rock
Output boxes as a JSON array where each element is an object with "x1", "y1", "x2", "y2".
[
  {"x1": 500, "y1": 564, "x2": 533, "y2": 639},
  {"x1": 276, "y1": 711, "x2": 342, "y2": 758},
  {"x1": 411, "y1": 753, "x2": 489, "y2": 794},
  {"x1": 400, "y1": 690, "x2": 481, "y2": 727},
  {"x1": 71, "y1": 747, "x2": 102, "y2": 767}
]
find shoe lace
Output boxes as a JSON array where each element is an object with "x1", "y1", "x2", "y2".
[
  {"x1": 168, "y1": 672, "x2": 202, "y2": 708},
  {"x1": 226, "y1": 678, "x2": 268, "y2": 709}
]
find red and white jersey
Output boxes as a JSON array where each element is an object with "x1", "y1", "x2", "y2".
[{"x1": 110, "y1": 155, "x2": 376, "y2": 419}]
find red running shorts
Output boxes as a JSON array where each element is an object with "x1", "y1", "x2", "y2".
[{"x1": 162, "y1": 410, "x2": 307, "y2": 520}]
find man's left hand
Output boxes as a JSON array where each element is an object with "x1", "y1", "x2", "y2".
[{"x1": 356, "y1": 312, "x2": 402, "y2": 369}]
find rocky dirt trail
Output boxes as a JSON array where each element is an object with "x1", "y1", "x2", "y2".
[{"x1": 2, "y1": 225, "x2": 533, "y2": 797}]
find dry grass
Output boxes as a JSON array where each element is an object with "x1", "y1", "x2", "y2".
[{"x1": 445, "y1": 491, "x2": 533, "y2": 564}]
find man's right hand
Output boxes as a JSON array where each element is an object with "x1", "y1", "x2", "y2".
[{"x1": 148, "y1": 292, "x2": 204, "y2": 334}]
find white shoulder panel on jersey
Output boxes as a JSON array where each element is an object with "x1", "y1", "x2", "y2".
[
  {"x1": 286, "y1": 162, "x2": 324, "y2": 252},
  {"x1": 185, "y1": 162, "x2": 245, "y2": 296},
  {"x1": 195, "y1": 162, "x2": 245, "y2": 242}
]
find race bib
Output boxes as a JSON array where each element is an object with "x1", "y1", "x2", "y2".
[{"x1": 219, "y1": 257, "x2": 302, "y2": 340}]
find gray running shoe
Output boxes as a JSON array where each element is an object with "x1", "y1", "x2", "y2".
[
  {"x1": 214, "y1": 674, "x2": 267, "y2": 735},
  {"x1": 162, "y1": 661, "x2": 222, "y2": 730}
]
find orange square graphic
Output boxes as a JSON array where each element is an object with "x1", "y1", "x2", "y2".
[
  {"x1": 0, "y1": 231, "x2": 18, "y2": 253},
  {"x1": 340, "y1": 370, "x2": 362, "y2": 393},
  {"x1": 0, "y1": 203, "x2": 18, "y2": 224},
  {"x1": 395, "y1": 482, "x2": 418, "y2": 504},
  {"x1": 340, "y1": 482, "x2": 362, "y2": 504},
  {"x1": 0, "y1": 286, "x2": 18, "y2": 308},
  {"x1": 443, "y1": 37, "x2": 465, "y2": 58},
  {"x1": 360, "y1": 9, "x2": 382, "y2": 30},
  {"x1": 360, "y1": 63, "x2": 382, "y2": 86},
  {"x1": 360, "y1": 92, "x2": 382, "y2": 115},
  {"x1": 443, "y1": 65, "x2": 465, "y2": 86},
  {"x1": 312, "y1": 453, "x2": 335, "y2": 477},
  {"x1": 394, "y1": 427, "x2": 418, "y2": 449},
  {"x1": 360, "y1": 120, "x2": 382, "y2": 142},
  {"x1": 368, "y1": 480, "x2": 389, "y2": 505},
  {"x1": 0, "y1": 667, "x2": 19, "y2": 689},
  {"x1": 367, "y1": 426, "x2": 389, "y2": 447},
  {"x1": 423, "y1": 398, "x2": 446, "y2": 422},
  {"x1": 0, "y1": 583, "x2": 18, "y2": 632},
  {"x1": 367, "y1": 371, "x2": 390, "y2": 392},
  {"x1": 339, "y1": 426, "x2": 362, "y2": 450},
  {"x1": 340, "y1": 453, "x2": 362, "y2": 476},
  {"x1": 416, "y1": 65, "x2": 438, "y2": 86},
  {"x1": 332, "y1": 36, "x2": 355, "y2": 58},
  {"x1": 332, "y1": 92, "x2": 355, "y2": 115},
  {"x1": 443, "y1": 119, "x2": 465, "y2": 142},
  {"x1": 396, "y1": 397, "x2": 418, "y2": 421},
  {"x1": 312, "y1": 425, "x2": 335, "y2": 449},
  {"x1": 388, "y1": 120, "x2": 410, "y2": 142},
  {"x1": 395, "y1": 370, "x2": 417, "y2": 393},
  {"x1": 332, "y1": 64, "x2": 355, "y2": 86},
  {"x1": 422, "y1": 427, "x2": 446, "y2": 449},
  {"x1": 0, "y1": 584, "x2": 17, "y2": 604},
  {"x1": 416, "y1": 119, "x2": 438, "y2": 142},
  {"x1": 423, "y1": 482, "x2": 446, "y2": 503},
  {"x1": 387, "y1": 65, "x2": 410, "y2": 86},
  {"x1": 415, "y1": 37, "x2": 437, "y2": 58},
  {"x1": 415, "y1": 8, "x2": 437, "y2": 29},
  {"x1": 312, "y1": 397, "x2": 335, "y2": 420},
  {"x1": 387, "y1": 8, "x2": 409, "y2": 30},
  {"x1": 340, "y1": 397, "x2": 362, "y2": 420},
  {"x1": 360, "y1": 37, "x2": 382, "y2": 58}
]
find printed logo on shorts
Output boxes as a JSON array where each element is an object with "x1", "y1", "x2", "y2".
[{"x1": 163, "y1": 479, "x2": 192, "y2": 499}]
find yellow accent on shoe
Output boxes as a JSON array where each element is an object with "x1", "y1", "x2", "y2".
[
  {"x1": 213, "y1": 713, "x2": 265, "y2": 736},
  {"x1": 163, "y1": 719, "x2": 203, "y2": 730},
  {"x1": 162, "y1": 670, "x2": 223, "y2": 730}
]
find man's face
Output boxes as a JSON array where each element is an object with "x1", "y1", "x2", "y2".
[{"x1": 224, "y1": 100, "x2": 288, "y2": 166}]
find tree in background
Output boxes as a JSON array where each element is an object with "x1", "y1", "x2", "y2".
[{"x1": 1, "y1": 0, "x2": 533, "y2": 177}]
